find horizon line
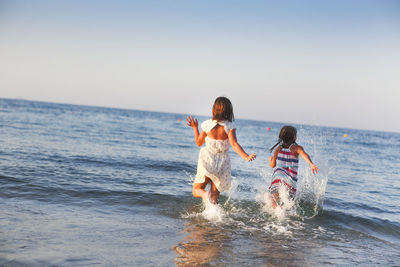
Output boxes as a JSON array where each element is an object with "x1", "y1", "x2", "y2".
[{"x1": 1, "y1": 96, "x2": 398, "y2": 135}]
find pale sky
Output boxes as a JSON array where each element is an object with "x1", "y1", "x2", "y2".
[{"x1": 1, "y1": 0, "x2": 399, "y2": 132}]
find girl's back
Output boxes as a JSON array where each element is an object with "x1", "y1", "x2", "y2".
[
  {"x1": 186, "y1": 96, "x2": 256, "y2": 205},
  {"x1": 207, "y1": 125, "x2": 228, "y2": 140}
]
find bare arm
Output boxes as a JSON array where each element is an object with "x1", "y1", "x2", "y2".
[
  {"x1": 295, "y1": 145, "x2": 319, "y2": 174},
  {"x1": 228, "y1": 129, "x2": 256, "y2": 162},
  {"x1": 268, "y1": 146, "x2": 281, "y2": 168},
  {"x1": 186, "y1": 115, "x2": 206, "y2": 146}
]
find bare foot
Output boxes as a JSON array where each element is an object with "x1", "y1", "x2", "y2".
[
  {"x1": 209, "y1": 191, "x2": 219, "y2": 204},
  {"x1": 202, "y1": 191, "x2": 217, "y2": 205}
]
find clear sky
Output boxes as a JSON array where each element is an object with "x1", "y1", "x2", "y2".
[{"x1": 1, "y1": 0, "x2": 399, "y2": 132}]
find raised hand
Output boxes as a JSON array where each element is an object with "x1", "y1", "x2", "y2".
[
  {"x1": 186, "y1": 115, "x2": 198, "y2": 128},
  {"x1": 310, "y1": 163, "x2": 319, "y2": 174}
]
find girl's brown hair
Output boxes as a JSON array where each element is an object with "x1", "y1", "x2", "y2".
[
  {"x1": 212, "y1": 97, "x2": 234, "y2": 122},
  {"x1": 269, "y1": 126, "x2": 297, "y2": 152}
]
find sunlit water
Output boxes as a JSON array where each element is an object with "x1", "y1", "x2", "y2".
[{"x1": 0, "y1": 98, "x2": 399, "y2": 266}]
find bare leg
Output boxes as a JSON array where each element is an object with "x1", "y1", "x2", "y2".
[
  {"x1": 193, "y1": 177, "x2": 211, "y2": 202},
  {"x1": 209, "y1": 180, "x2": 220, "y2": 204},
  {"x1": 271, "y1": 192, "x2": 279, "y2": 209},
  {"x1": 192, "y1": 177, "x2": 220, "y2": 204}
]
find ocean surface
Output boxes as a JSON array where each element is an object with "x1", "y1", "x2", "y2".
[{"x1": 0, "y1": 98, "x2": 399, "y2": 266}]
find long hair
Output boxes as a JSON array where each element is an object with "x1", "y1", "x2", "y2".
[
  {"x1": 212, "y1": 96, "x2": 234, "y2": 122},
  {"x1": 269, "y1": 126, "x2": 297, "y2": 152}
]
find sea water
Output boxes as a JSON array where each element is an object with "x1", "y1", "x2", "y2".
[{"x1": 0, "y1": 98, "x2": 399, "y2": 266}]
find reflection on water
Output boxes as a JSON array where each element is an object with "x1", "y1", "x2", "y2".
[
  {"x1": 173, "y1": 200, "x2": 316, "y2": 266},
  {"x1": 173, "y1": 167, "x2": 328, "y2": 266},
  {"x1": 173, "y1": 197, "x2": 396, "y2": 266},
  {"x1": 174, "y1": 217, "x2": 313, "y2": 266},
  {"x1": 174, "y1": 221, "x2": 228, "y2": 266},
  {"x1": 173, "y1": 185, "x2": 338, "y2": 266}
]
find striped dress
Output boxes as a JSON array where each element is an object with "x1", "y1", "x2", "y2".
[{"x1": 269, "y1": 144, "x2": 298, "y2": 195}]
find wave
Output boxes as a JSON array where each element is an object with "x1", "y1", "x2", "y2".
[
  {"x1": 325, "y1": 198, "x2": 398, "y2": 215},
  {"x1": 317, "y1": 209, "x2": 400, "y2": 245},
  {"x1": 18, "y1": 152, "x2": 195, "y2": 174},
  {"x1": 2, "y1": 171, "x2": 399, "y2": 248},
  {"x1": 0, "y1": 176, "x2": 188, "y2": 214},
  {"x1": 179, "y1": 195, "x2": 400, "y2": 245}
]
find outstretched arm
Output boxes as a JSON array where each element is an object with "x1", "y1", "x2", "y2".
[
  {"x1": 186, "y1": 115, "x2": 206, "y2": 146},
  {"x1": 268, "y1": 146, "x2": 281, "y2": 168},
  {"x1": 295, "y1": 145, "x2": 319, "y2": 174},
  {"x1": 228, "y1": 129, "x2": 256, "y2": 162}
]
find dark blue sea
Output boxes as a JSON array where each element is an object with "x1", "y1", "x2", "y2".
[{"x1": 1, "y1": 98, "x2": 399, "y2": 266}]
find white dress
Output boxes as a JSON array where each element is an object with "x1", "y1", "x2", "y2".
[{"x1": 194, "y1": 119, "x2": 235, "y2": 192}]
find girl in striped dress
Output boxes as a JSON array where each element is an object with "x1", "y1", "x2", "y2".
[{"x1": 268, "y1": 126, "x2": 319, "y2": 208}]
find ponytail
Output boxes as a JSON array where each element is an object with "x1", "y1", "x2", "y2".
[{"x1": 269, "y1": 139, "x2": 282, "y2": 153}]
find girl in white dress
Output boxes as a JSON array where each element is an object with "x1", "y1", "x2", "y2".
[{"x1": 186, "y1": 97, "x2": 256, "y2": 204}]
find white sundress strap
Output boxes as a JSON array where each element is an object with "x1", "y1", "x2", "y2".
[
  {"x1": 288, "y1": 143, "x2": 296, "y2": 150},
  {"x1": 218, "y1": 121, "x2": 235, "y2": 134},
  {"x1": 201, "y1": 119, "x2": 236, "y2": 134},
  {"x1": 201, "y1": 120, "x2": 217, "y2": 133}
]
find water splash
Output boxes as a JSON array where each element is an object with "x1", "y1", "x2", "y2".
[
  {"x1": 295, "y1": 129, "x2": 331, "y2": 218},
  {"x1": 295, "y1": 168, "x2": 328, "y2": 218},
  {"x1": 257, "y1": 185, "x2": 296, "y2": 221},
  {"x1": 256, "y1": 130, "x2": 330, "y2": 221},
  {"x1": 201, "y1": 201, "x2": 225, "y2": 222},
  {"x1": 184, "y1": 131, "x2": 330, "y2": 225},
  {"x1": 256, "y1": 166, "x2": 329, "y2": 221},
  {"x1": 223, "y1": 177, "x2": 239, "y2": 207},
  {"x1": 199, "y1": 177, "x2": 239, "y2": 223},
  {"x1": 263, "y1": 222, "x2": 292, "y2": 236}
]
